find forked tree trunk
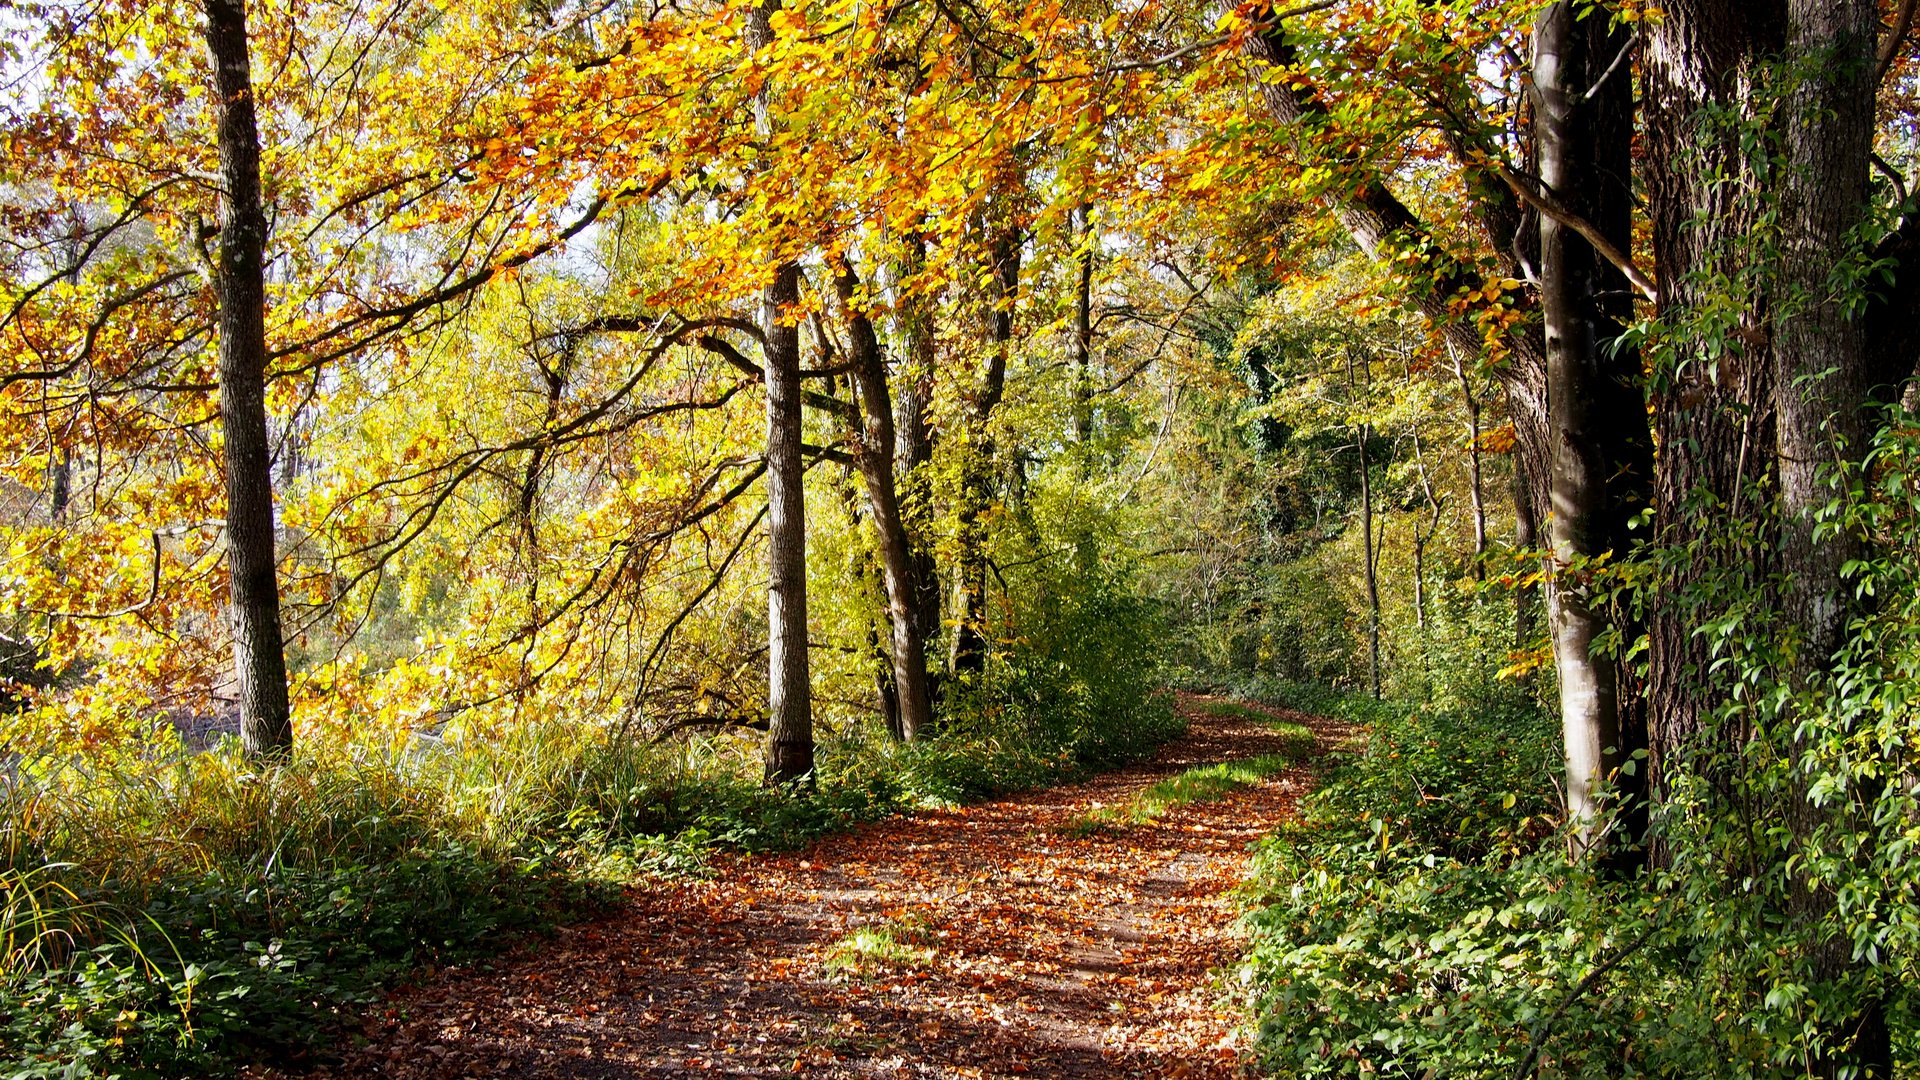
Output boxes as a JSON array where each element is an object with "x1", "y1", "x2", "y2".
[
  {"x1": 892, "y1": 236, "x2": 943, "y2": 681},
  {"x1": 204, "y1": 0, "x2": 292, "y2": 757},
  {"x1": 836, "y1": 260, "x2": 935, "y2": 741}
]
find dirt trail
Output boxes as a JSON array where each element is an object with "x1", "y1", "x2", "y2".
[{"x1": 274, "y1": 697, "x2": 1341, "y2": 1079}]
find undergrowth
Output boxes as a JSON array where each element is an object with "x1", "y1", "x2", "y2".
[
  {"x1": 1233, "y1": 682, "x2": 1920, "y2": 1077},
  {"x1": 0, "y1": 560, "x2": 1180, "y2": 1077},
  {"x1": 0, "y1": 712, "x2": 1177, "y2": 1077}
]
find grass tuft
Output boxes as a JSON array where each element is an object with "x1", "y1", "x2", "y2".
[
  {"x1": 818, "y1": 912, "x2": 938, "y2": 978},
  {"x1": 1064, "y1": 745, "x2": 1308, "y2": 838}
]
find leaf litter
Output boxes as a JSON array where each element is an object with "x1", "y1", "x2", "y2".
[{"x1": 252, "y1": 696, "x2": 1342, "y2": 1078}]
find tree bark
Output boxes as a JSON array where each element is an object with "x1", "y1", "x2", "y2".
[
  {"x1": 892, "y1": 236, "x2": 943, "y2": 677},
  {"x1": 835, "y1": 260, "x2": 935, "y2": 741},
  {"x1": 949, "y1": 224, "x2": 1019, "y2": 678},
  {"x1": 1774, "y1": 0, "x2": 1876, "y2": 685},
  {"x1": 203, "y1": 0, "x2": 292, "y2": 757},
  {"x1": 1512, "y1": 451, "x2": 1541, "y2": 649},
  {"x1": 1642, "y1": 2, "x2": 1887, "y2": 1068},
  {"x1": 1068, "y1": 203, "x2": 1094, "y2": 446},
  {"x1": 1642, "y1": 0, "x2": 1790, "y2": 791},
  {"x1": 1772, "y1": 2, "x2": 1887, "y2": 1071},
  {"x1": 1535, "y1": 0, "x2": 1646, "y2": 858},
  {"x1": 748, "y1": 0, "x2": 811, "y2": 784},
  {"x1": 760, "y1": 259, "x2": 813, "y2": 784}
]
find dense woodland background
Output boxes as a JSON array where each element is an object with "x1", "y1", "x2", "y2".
[{"x1": 7, "y1": 0, "x2": 1920, "y2": 1074}]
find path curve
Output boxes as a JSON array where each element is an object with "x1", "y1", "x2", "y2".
[{"x1": 270, "y1": 697, "x2": 1340, "y2": 1079}]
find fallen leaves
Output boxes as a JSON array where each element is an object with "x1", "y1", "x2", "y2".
[{"x1": 251, "y1": 697, "x2": 1342, "y2": 1079}]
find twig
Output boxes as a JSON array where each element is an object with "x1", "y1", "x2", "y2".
[
  {"x1": 1496, "y1": 165, "x2": 1659, "y2": 303},
  {"x1": 1580, "y1": 37, "x2": 1634, "y2": 102},
  {"x1": 33, "y1": 532, "x2": 162, "y2": 620},
  {"x1": 1027, "y1": 0, "x2": 1342, "y2": 82},
  {"x1": 1510, "y1": 914, "x2": 1664, "y2": 1080},
  {"x1": 1879, "y1": 0, "x2": 1918, "y2": 87}
]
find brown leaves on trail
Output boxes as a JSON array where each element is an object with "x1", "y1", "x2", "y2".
[{"x1": 257, "y1": 698, "x2": 1338, "y2": 1079}]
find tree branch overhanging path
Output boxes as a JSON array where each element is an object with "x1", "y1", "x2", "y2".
[{"x1": 261, "y1": 700, "x2": 1344, "y2": 1079}]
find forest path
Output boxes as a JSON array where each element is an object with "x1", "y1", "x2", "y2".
[{"x1": 278, "y1": 697, "x2": 1343, "y2": 1079}]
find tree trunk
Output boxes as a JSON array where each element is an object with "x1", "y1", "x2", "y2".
[
  {"x1": 760, "y1": 259, "x2": 813, "y2": 784},
  {"x1": 1536, "y1": 0, "x2": 1638, "y2": 858},
  {"x1": 204, "y1": 0, "x2": 292, "y2": 757},
  {"x1": 1642, "y1": 3, "x2": 1786, "y2": 781},
  {"x1": 949, "y1": 224, "x2": 1019, "y2": 678},
  {"x1": 836, "y1": 260, "x2": 934, "y2": 741},
  {"x1": 1512, "y1": 451, "x2": 1540, "y2": 649},
  {"x1": 1068, "y1": 203, "x2": 1094, "y2": 446},
  {"x1": 1411, "y1": 426, "x2": 1442, "y2": 638},
  {"x1": 1643, "y1": 2, "x2": 1887, "y2": 1068},
  {"x1": 1772, "y1": 2, "x2": 1886, "y2": 1071},
  {"x1": 892, "y1": 236, "x2": 943, "y2": 676},
  {"x1": 1449, "y1": 346, "x2": 1487, "y2": 579},
  {"x1": 745, "y1": 0, "x2": 811, "y2": 784}
]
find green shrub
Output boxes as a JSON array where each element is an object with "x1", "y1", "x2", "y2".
[
  {"x1": 1241, "y1": 833, "x2": 1704, "y2": 1078},
  {"x1": 911, "y1": 559, "x2": 1184, "y2": 803},
  {"x1": 1232, "y1": 681, "x2": 1920, "y2": 1077}
]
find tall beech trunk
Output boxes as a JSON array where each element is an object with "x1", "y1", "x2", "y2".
[
  {"x1": 949, "y1": 224, "x2": 1019, "y2": 678},
  {"x1": 204, "y1": 0, "x2": 292, "y2": 757},
  {"x1": 748, "y1": 0, "x2": 810, "y2": 784},
  {"x1": 1535, "y1": 1, "x2": 1648, "y2": 858},
  {"x1": 760, "y1": 260, "x2": 813, "y2": 784},
  {"x1": 835, "y1": 260, "x2": 934, "y2": 741}
]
